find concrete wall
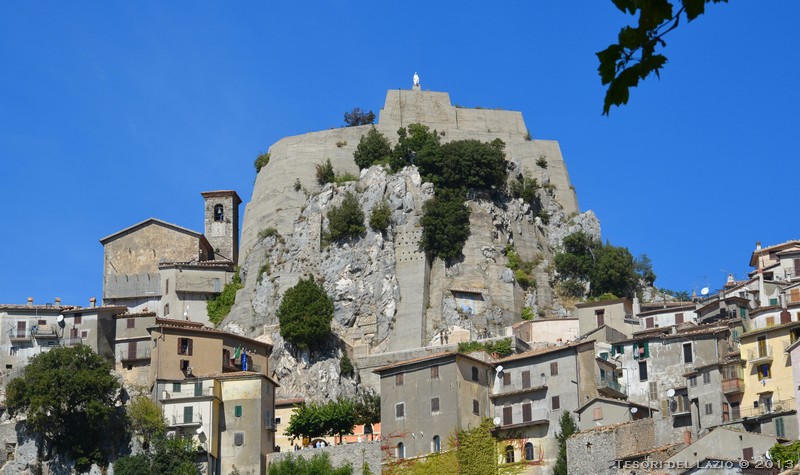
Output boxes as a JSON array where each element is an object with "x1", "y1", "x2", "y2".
[
  {"x1": 665, "y1": 428, "x2": 776, "y2": 467},
  {"x1": 576, "y1": 400, "x2": 639, "y2": 431},
  {"x1": 515, "y1": 319, "x2": 578, "y2": 344},
  {"x1": 159, "y1": 265, "x2": 235, "y2": 326},
  {"x1": 455, "y1": 358, "x2": 491, "y2": 430},
  {"x1": 567, "y1": 418, "x2": 657, "y2": 475},
  {"x1": 267, "y1": 440, "x2": 382, "y2": 475},
  {"x1": 218, "y1": 377, "x2": 275, "y2": 475},
  {"x1": 576, "y1": 300, "x2": 635, "y2": 338},
  {"x1": 0, "y1": 305, "x2": 66, "y2": 373}
]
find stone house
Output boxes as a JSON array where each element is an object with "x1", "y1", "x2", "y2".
[
  {"x1": 489, "y1": 340, "x2": 614, "y2": 472},
  {"x1": 157, "y1": 372, "x2": 277, "y2": 475},
  {"x1": 512, "y1": 318, "x2": 578, "y2": 345},
  {"x1": 567, "y1": 418, "x2": 665, "y2": 475},
  {"x1": 638, "y1": 302, "x2": 698, "y2": 330},
  {"x1": 664, "y1": 427, "x2": 778, "y2": 470},
  {"x1": 99, "y1": 191, "x2": 240, "y2": 325},
  {"x1": 113, "y1": 310, "x2": 156, "y2": 387},
  {"x1": 59, "y1": 304, "x2": 122, "y2": 360},
  {"x1": 748, "y1": 240, "x2": 800, "y2": 308},
  {"x1": 576, "y1": 298, "x2": 639, "y2": 339},
  {"x1": 373, "y1": 351, "x2": 491, "y2": 460},
  {"x1": 0, "y1": 301, "x2": 69, "y2": 375}
]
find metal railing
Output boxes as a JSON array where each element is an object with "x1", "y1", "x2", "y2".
[
  {"x1": 9, "y1": 330, "x2": 32, "y2": 341},
  {"x1": 170, "y1": 412, "x2": 203, "y2": 426},
  {"x1": 62, "y1": 337, "x2": 84, "y2": 347},
  {"x1": 598, "y1": 378, "x2": 626, "y2": 395},
  {"x1": 118, "y1": 347, "x2": 151, "y2": 361},
  {"x1": 737, "y1": 399, "x2": 794, "y2": 418},
  {"x1": 32, "y1": 325, "x2": 59, "y2": 338}
]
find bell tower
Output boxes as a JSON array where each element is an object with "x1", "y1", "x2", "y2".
[{"x1": 201, "y1": 190, "x2": 242, "y2": 264}]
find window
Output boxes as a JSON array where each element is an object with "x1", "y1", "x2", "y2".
[
  {"x1": 683, "y1": 343, "x2": 693, "y2": 363},
  {"x1": 742, "y1": 447, "x2": 753, "y2": 461},
  {"x1": 81, "y1": 330, "x2": 88, "y2": 338},
  {"x1": 503, "y1": 372, "x2": 511, "y2": 386},
  {"x1": 633, "y1": 341, "x2": 649, "y2": 359},
  {"x1": 689, "y1": 376, "x2": 697, "y2": 387},
  {"x1": 705, "y1": 403, "x2": 713, "y2": 415},
  {"x1": 649, "y1": 382, "x2": 658, "y2": 400},
  {"x1": 9, "y1": 347, "x2": 17, "y2": 356},
  {"x1": 766, "y1": 316, "x2": 775, "y2": 327},
  {"x1": 395, "y1": 403, "x2": 405, "y2": 418},
  {"x1": 471, "y1": 366, "x2": 479, "y2": 382},
  {"x1": 593, "y1": 407, "x2": 603, "y2": 420},
  {"x1": 234, "y1": 432, "x2": 244, "y2": 446},
  {"x1": 675, "y1": 312, "x2": 684, "y2": 324},
  {"x1": 703, "y1": 372, "x2": 711, "y2": 384},
  {"x1": 183, "y1": 406, "x2": 193, "y2": 423},
  {"x1": 505, "y1": 445, "x2": 515, "y2": 463},
  {"x1": 164, "y1": 304, "x2": 170, "y2": 316},
  {"x1": 127, "y1": 318, "x2": 135, "y2": 329},
  {"x1": 173, "y1": 382, "x2": 181, "y2": 392},
  {"x1": 521, "y1": 370, "x2": 531, "y2": 389},
  {"x1": 722, "y1": 402, "x2": 730, "y2": 422},
  {"x1": 638, "y1": 361, "x2": 648, "y2": 381},
  {"x1": 731, "y1": 402, "x2": 741, "y2": 420},
  {"x1": 165, "y1": 279, "x2": 169, "y2": 295},
  {"x1": 397, "y1": 442, "x2": 405, "y2": 459},
  {"x1": 595, "y1": 309, "x2": 605, "y2": 327},
  {"x1": 432, "y1": 435, "x2": 441, "y2": 453},
  {"x1": 612, "y1": 344, "x2": 625, "y2": 355},
  {"x1": 180, "y1": 360, "x2": 189, "y2": 371},
  {"x1": 503, "y1": 406, "x2": 513, "y2": 425},
  {"x1": 769, "y1": 298, "x2": 778, "y2": 306},
  {"x1": 646, "y1": 317, "x2": 654, "y2": 328},
  {"x1": 758, "y1": 363, "x2": 772, "y2": 380},
  {"x1": 431, "y1": 366, "x2": 439, "y2": 379},
  {"x1": 178, "y1": 338, "x2": 193, "y2": 355},
  {"x1": 550, "y1": 362, "x2": 558, "y2": 376},
  {"x1": 776, "y1": 417, "x2": 786, "y2": 438},
  {"x1": 235, "y1": 405, "x2": 243, "y2": 417},
  {"x1": 525, "y1": 442, "x2": 535, "y2": 461},
  {"x1": 395, "y1": 373, "x2": 404, "y2": 386},
  {"x1": 739, "y1": 307, "x2": 747, "y2": 318},
  {"x1": 472, "y1": 399, "x2": 480, "y2": 415},
  {"x1": 522, "y1": 403, "x2": 532, "y2": 422},
  {"x1": 552, "y1": 396, "x2": 560, "y2": 411},
  {"x1": 214, "y1": 204, "x2": 224, "y2": 222},
  {"x1": 757, "y1": 335, "x2": 768, "y2": 358},
  {"x1": 431, "y1": 397, "x2": 440, "y2": 414},
  {"x1": 74, "y1": 314, "x2": 82, "y2": 324},
  {"x1": 275, "y1": 417, "x2": 282, "y2": 425}
]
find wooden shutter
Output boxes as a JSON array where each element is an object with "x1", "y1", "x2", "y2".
[
  {"x1": 184, "y1": 406, "x2": 193, "y2": 423},
  {"x1": 675, "y1": 313, "x2": 684, "y2": 324},
  {"x1": 522, "y1": 403, "x2": 532, "y2": 422},
  {"x1": 503, "y1": 372, "x2": 511, "y2": 385},
  {"x1": 742, "y1": 447, "x2": 753, "y2": 460},
  {"x1": 128, "y1": 341, "x2": 137, "y2": 358},
  {"x1": 593, "y1": 407, "x2": 603, "y2": 420},
  {"x1": 177, "y1": 338, "x2": 182, "y2": 354},
  {"x1": 522, "y1": 371, "x2": 531, "y2": 388},
  {"x1": 127, "y1": 318, "x2": 135, "y2": 329},
  {"x1": 552, "y1": 396, "x2": 560, "y2": 410},
  {"x1": 550, "y1": 362, "x2": 558, "y2": 376},
  {"x1": 646, "y1": 317, "x2": 654, "y2": 328},
  {"x1": 187, "y1": 339, "x2": 193, "y2": 356},
  {"x1": 503, "y1": 406, "x2": 513, "y2": 425}
]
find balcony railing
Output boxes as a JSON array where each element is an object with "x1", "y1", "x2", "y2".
[
  {"x1": 721, "y1": 378, "x2": 744, "y2": 394},
  {"x1": 223, "y1": 360, "x2": 262, "y2": 374},
  {"x1": 737, "y1": 399, "x2": 794, "y2": 418},
  {"x1": 10, "y1": 330, "x2": 32, "y2": 342},
  {"x1": 159, "y1": 385, "x2": 213, "y2": 400},
  {"x1": 32, "y1": 325, "x2": 59, "y2": 338},
  {"x1": 62, "y1": 337, "x2": 84, "y2": 347},
  {"x1": 747, "y1": 345, "x2": 773, "y2": 364},
  {"x1": 597, "y1": 378, "x2": 626, "y2": 396},
  {"x1": 118, "y1": 347, "x2": 151, "y2": 362},
  {"x1": 499, "y1": 408, "x2": 549, "y2": 428},
  {"x1": 169, "y1": 412, "x2": 203, "y2": 426}
]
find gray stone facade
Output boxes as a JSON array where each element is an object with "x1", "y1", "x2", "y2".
[{"x1": 267, "y1": 440, "x2": 382, "y2": 475}]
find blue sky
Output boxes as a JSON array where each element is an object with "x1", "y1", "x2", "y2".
[{"x1": 1, "y1": 2, "x2": 798, "y2": 305}]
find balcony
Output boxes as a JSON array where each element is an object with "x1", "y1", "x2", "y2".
[
  {"x1": 747, "y1": 346, "x2": 773, "y2": 364},
  {"x1": 490, "y1": 377, "x2": 548, "y2": 400},
  {"x1": 738, "y1": 399, "x2": 794, "y2": 418},
  {"x1": 159, "y1": 385, "x2": 213, "y2": 401},
  {"x1": 9, "y1": 330, "x2": 32, "y2": 343},
  {"x1": 169, "y1": 412, "x2": 203, "y2": 427},
  {"x1": 32, "y1": 324, "x2": 59, "y2": 339},
  {"x1": 62, "y1": 337, "x2": 83, "y2": 347},
  {"x1": 119, "y1": 347, "x2": 151, "y2": 362},
  {"x1": 496, "y1": 409, "x2": 550, "y2": 430},
  {"x1": 597, "y1": 378, "x2": 627, "y2": 398},
  {"x1": 721, "y1": 378, "x2": 745, "y2": 394},
  {"x1": 223, "y1": 359, "x2": 262, "y2": 374}
]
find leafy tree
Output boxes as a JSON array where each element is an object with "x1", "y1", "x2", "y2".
[
  {"x1": 344, "y1": 108, "x2": 375, "y2": 127},
  {"x1": 316, "y1": 159, "x2": 335, "y2": 185},
  {"x1": 591, "y1": 244, "x2": 637, "y2": 298},
  {"x1": 554, "y1": 411, "x2": 578, "y2": 475},
  {"x1": 284, "y1": 399, "x2": 356, "y2": 443},
  {"x1": 554, "y1": 230, "x2": 598, "y2": 280},
  {"x1": 369, "y1": 201, "x2": 392, "y2": 234},
  {"x1": 634, "y1": 253, "x2": 657, "y2": 286},
  {"x1": 390, "y1": 123, "x2": 441, "y2": 171},
  {"x1": 5, "y1": 345, "x2": 124, "y2": 470},
  {"x1": 353, "y1": 127, "x2": 391, "y2": 169},
  {"x1": 268, "y1": 452, "x2": 352, "y2": 475},
  {"x1": 508, "y1": 173, "x2": 540, "y2": 207},
  {"x1": 415, "y1": 138, "x2": 506, "y2": 191},
  {"x1": 353, "y1": 391, "x2": 381, "y2": 426},
  {"x1": 277, "y1": 277, "x2": 334, "y2": 350},
  {"x1": 254, "y1": 152, "x2": 270, "y2": 173},
  {"x1": 339, "y1": 353, "x2": 354, "y2": 377},
  {"x1": 598, "y1": 0, "x2": 729, "y2": 114},
  {"x1": 207, "y1": 269, "x2": 243, "y2": 326},
  {"x1": 127, "y1": 396, "x2": 166, "y2": 449},
  {"x1": 113, "y1": 436, "x2": 198, "y2": 475},
  {"x1": 327, "y1": 192, "x2": 366, "y2": 241},
  {"x1": 456, "y1": 419, "x2": 496, "y2": 475},
  {"x1": 769, "y1": 441, "x2": 800, "y2": 469},
  {"x1": 284, "y1": 402, "x2": 327, "y2": 441},
  {"x1": 420, "y1": 191, "x2": 471, "y2": 261}
]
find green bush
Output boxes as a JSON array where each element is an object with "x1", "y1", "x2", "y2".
[
  {"x1": 509, "y1": 174, "x2": 539, "y2": 206},
  {"x1": 536, "y1": 156, "x2": 548, "y2": 168},
  {"x1": 369, "y1": 201, "x2": 392, "y2": 233},
  {"x1": 390, "y1": 123, "x2": 441, "y2": 171},
  {"x1": 333, "y1": 172, "x2": 359, "y2": 184},
  {"x1": 254, "y1": 152, "x2": 270, "y2": 173},
  {"x1": 127, "y1": 396, "x2": 166, "y2": 449},
  {"x1": 257, "y1": 262, "x2": 271, "y2": 284},
  {"x1": 316, "y1": 159, "x2": 335, "y2": 185},
  {"x1": 558, "y1": 279, "x2": 585, "y2": 298},
  {"x1": 277, "y1": 277, "x2": 334, "y2": 350},
  {"x1": 269, "y1": 452, "x2": 352, "y2": 475},
  {"x1": 339, "y1": 353, "x2": 354, "y2": 377},
  {"x1": 521, "y1": 307, "x2": 535, "y2": 320},
  {"x1": 344, "y1": 108, "x2": 375, "y2": 127},
  {"x1": 457, "y1": 338, "x2": 513, "y2": 357},
  {"x1": 259, "y1": 227, "x2": 279, "y2": 240},
  {"x1": 420, "y1": 191, "x2": 471, "y2": 261},
  {"x1": 514, "y1": 269, "x2": 533, "y2": 288},
  {"x1": 327, "y1": 192, "x2": 365, "y2": 241},
  {"x1": 418, "y1": 138, "x2": 507, "y2": 190},
  {"x1": 353, "y1": 127, "x2": 391, "y2": 169},
  {"x1": 207, "y1": 270, "x2": 243, "y2": 326}
]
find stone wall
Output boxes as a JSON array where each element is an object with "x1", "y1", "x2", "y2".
[
  {"x1": 567, "y1": 418, "x2": 656, "y2": 475},
  {"x1": 267, "y1": 441, "x2": 382, "y2": 475}
]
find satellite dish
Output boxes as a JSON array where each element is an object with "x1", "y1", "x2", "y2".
[
  {"x1": 630, "y1": 407, "x2": 638, "y2": 414},
  {"x1": 493, "y1": 417, "x2": 501, "y2": 426},
  {"x1": 701, "y1": 287, "x2": 709, "y2": 296},
  {"x1": 667, "y1": 388, "x2": 676, "y2": 398},
  {"x1": 766, "y1": 451, "x2": 772, "y2": 460},
  {"x1": 56, "y1": 315, "x2": 64, "y2": 323},
  {"x1": 196, "y1": 426, "x2": 204, "y2": 435},
  {"x1": 496, "y1": 365, "x2": 504, "y2": 373}
]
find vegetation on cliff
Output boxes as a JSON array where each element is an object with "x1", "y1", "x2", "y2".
[
  {"x1": 369, "y1": 200, "x2": 392, "y2": 234},
  {"x1": 344, "y1": 107, "x2": 375, "y2": 127},
  {"x1": 327, "y1": 192, "x2": 366, "y2": 242},
  {"x1": 5, "y1": 345, "x2": 125, "y2": 470},
  {"x1": 113, "y1": 436, "x2": 199, "y2": 475},
  {"x1": 420, "y1": 190, "x2": 471, "y2": 261},
  {"x1": 207, "y1": 268, "x2": 243, "y2": 326},
  {"x1": 354, "y1": 127, "x2": 392, "y2": 169},
  {"x1": 254, "y1": 151, "x2": 271, "y2": 173},
  {"x1": 277, "y1": 277, "x2": 334, "y2": 350}
]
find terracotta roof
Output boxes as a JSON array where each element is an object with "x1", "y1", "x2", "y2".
[
  {"x1": 0, "y1": 304, "x2": 72, "y2": 311},
  {"x1": 740, "y1": 319, "x2": 800, "y2": 339},
  {"x1": 622, "y1": 324, "x2": 729, "y2": 344},
  {"x1": 494, "y1": 340, "x2": 592, "y2": 363},
  {"x1": 575, "y1": 298, "x2": 631, "y2": 309},
  {"x1": 750, "y1": 240, "x2": 800, "y2": 266},
  {"x1": 574, "y1": 396, "x2": 658, "y2": 414},
  {"x1": 373, "y1": 350, "x2": 490, "y2": 373},
  {"x1": 570, "y1": 418, "x2": 643, "y2": 436},
  {"x1": 150, "y1": 318, "x2": 273, "y2": 349},
  {"x1": 99, "y1": 218, "x2": 202, "y2": 244},
  {"x1": 637, "y1": 303, "x2": 696, "y2": 316},
  {"x1": 114, "y1": 311, "x2": 156, "y2": 319}
]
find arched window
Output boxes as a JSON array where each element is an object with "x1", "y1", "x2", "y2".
[
  {"x1": 525, "y1": 442, "x2": 534, "y2": 461},
  {"x1": 214, "y1": 204, "x2": 224, "y2": 222},
  {"x1": 504, "y1": 445, "x2": 515, "y2": 463},
  {"x1": 432, "y1": 435, "x2": 441, "y2": 453},
  {"x1": 397, "y1": 442, "x2": 405, "y2": 459}
]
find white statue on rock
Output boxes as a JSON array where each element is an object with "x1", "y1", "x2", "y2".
[{"x1": 413, "y1": 72, "x2": 420, "y2": 87}]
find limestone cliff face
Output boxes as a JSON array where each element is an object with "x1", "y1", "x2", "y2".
[{"x1": 222, "y1": 90, "x2": 599, "y2": 400}]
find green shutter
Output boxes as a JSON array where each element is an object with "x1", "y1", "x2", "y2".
[
  {"x1": 184, "y1": 406, "x2": 193, "y2": 423},
  {"x1": 235, "y1": 405, "x2": 243, "y2": 417},
  {"x1": 194, "y1": 382, "x2": 202, "y2": 397},
  {"x1": 173, "y1": 383, "x2": 181, "y2": 393},
  {"x1": 643, "y1": 341, "x2": 650, "y2": 358}
]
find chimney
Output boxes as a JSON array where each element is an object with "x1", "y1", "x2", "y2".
[
  {"x1": 27, "y1": 297, "x2": 33, "y2": 306},
  {"x1": 55, "y1": 297, "x2": 61, "y2": 306},
  {"x1": 633, "y1": 296, "x2": 641, "y2": 317},
  {"x1": 683, "y1": 430, "x2": 692, "y2": 445},
  {"x1": 89, "y1": 297, "x2": 97, "y2": 308}
]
